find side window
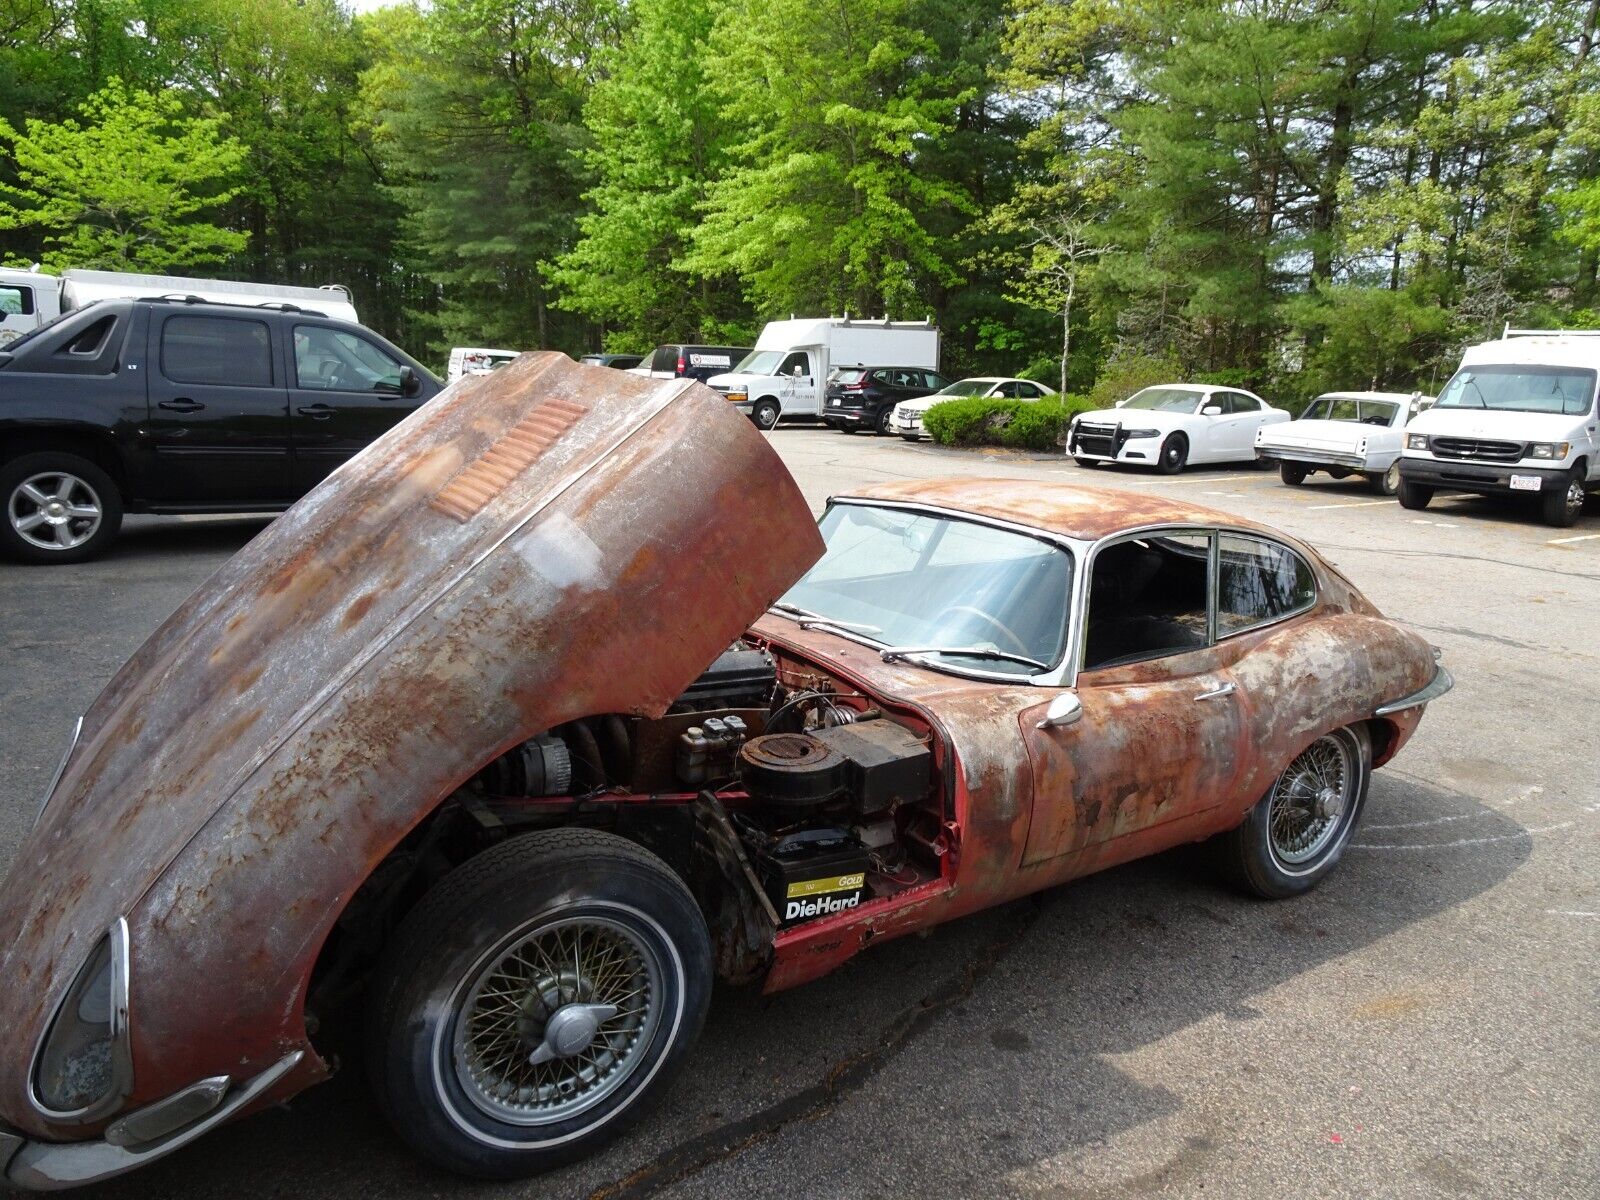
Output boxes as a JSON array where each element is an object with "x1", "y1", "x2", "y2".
[
  {"x1": 161, "y1": 316, "x2": 273, "y2": 387},
  {"x1": 0, "y1": 285, "x2": 34, "y2": 316},
  {"x1": 1017, "y1": 382, "x2": 1043, "y2": 399},
  {"x1": 924, "y1": 373, "x2": 948, "y2": 391},
  {"x1": 1217, "y1": 535, "x2": 1315, "y2": 636},
  {"x1": 891, "y1": 368, "x2": 918, "y2": 388},
  {"x1": 650, "y1": 346, "x2": 676, "y2": 373},
  {"x1": 779, "y1": 351, "x2": 809, "y2": 377},
  {"x1": 1084, "y1": 532, "x2": 1213, "y2": 670},
  {"x1": 294, "y1": 324, "x2": 404, "y2": 392},
  {"x1": 869, "y1": 369, "x2": 891, "y2": 385}
]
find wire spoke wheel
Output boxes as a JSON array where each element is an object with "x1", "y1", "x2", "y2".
[
  {"x1": 1267, "y1": 733, "x2": 1357, "y2": 866},
  {"x1": 450, "y1": 915, "x2": 662, "y2": 1127},
  {"x1": 8, "y1": 471, "x2": 103, "y2": 551}
]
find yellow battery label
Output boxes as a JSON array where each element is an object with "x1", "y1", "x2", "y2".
[{"x1": 786, "y1": 873, "x2": 866, "y2": 899}]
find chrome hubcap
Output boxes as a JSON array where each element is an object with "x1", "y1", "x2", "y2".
[
  {"x1": 1567, "y1": 480, "x2": 1584, "y2": 511},
  {"x1": 1269, "y1": 734, "x2": 1355, "y2": 866},
  {"x1": 8, "y1": 472, "x2": 102, "y2": 551},
  {"x1": 451, "y1": 916, "x2": 659, "y2": 1126}
]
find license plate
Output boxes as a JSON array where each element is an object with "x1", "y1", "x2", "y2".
[{"x1": 1509, "y1": 474, "x2": 1542, "y2": 492}]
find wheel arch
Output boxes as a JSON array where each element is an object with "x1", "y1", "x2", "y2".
[{"x1": 0, "y1": 424, "x2": 129, "y2": 494}]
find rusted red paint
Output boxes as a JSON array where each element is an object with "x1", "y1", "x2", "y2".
[{"x1": 0, "y1": 355, "x2": 821, "y2": 1141}]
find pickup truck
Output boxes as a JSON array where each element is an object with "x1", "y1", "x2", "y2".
[{"x1": 0, "y1": 295, "x2": 441, "y2": 563}]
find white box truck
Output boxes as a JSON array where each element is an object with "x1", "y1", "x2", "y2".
[
  {"x1": 0, "y1": 266, "x2": 358, "y2": 345},
  {"x1": 1398, "y1": 327, "x2": 1598, "y2": 527},
  {"x1": 705, "y1": 316, "x2": 939, "y2": 429}
]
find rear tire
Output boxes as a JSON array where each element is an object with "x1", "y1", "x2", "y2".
[
  {"x1": 875, "y1": 408, "x2": 894, "y2": 436},
  {"x1": 1368, "y1": 461, "x2": 1400, "y2": 496},
  {"x1": 1156, "y1": 433, "x2": 1188, "y2": 475},
  {"x1": 1397, "y1": 478, "x2": 1433, "y2": 510},
  {"x1": 0, "y1": 452, "x2": 124, "y2": 564},
  {"x1": 1541, "y1": 468, "x2": 1586, "y2": 528},
  {"x1": 1217, "y1": 725, "x2": 1370, "y2": 900},
  {"x1": 367, "y1": 830, "x2": 712, "y2": 1180},
  {"x1": 1278, "y1": 462, "x2": 1308, "y2": 486}
]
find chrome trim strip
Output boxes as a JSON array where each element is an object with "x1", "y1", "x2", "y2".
[
  {"x1": 104, "y1": 1075, "x2": 230, "y2": 1148},
  {"x1": 26, "y1": 918, "x2": 133, "y2": 1126},
  {"x1": 1374, "y1": 665, "x2": 1454, "y2": 716},
  {"x1": 32, "y1": 716, "x2": 82, "y2": 828},
  {"x1": 6, "y1": 1053, "x2": 303, "y2": 1192}
]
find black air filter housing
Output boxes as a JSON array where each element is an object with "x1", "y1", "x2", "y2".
[
  {"x1": 738, "y1": 733, "x2": 847, "y2": 810},
  {"x1": 810, "y1": 720, "x2": 931, "y2": 816}
]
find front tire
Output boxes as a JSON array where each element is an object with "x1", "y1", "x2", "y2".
[
  {"x1": 367, "y1": 830, "x2": 712, "y2": 1180},
  {"x1": 1218, "y1": 725, "x2": 1370, "y2": 900},
  {"x1": 1156, "y1": 432, "x2": 1188, "y2": 475},
  {"x1": 0, "y1": 452, "x2": 124, "y2": 564},
  {"x1": 1397, "y1": 477, "x2": 1433, "y2": 510},
  {"x1": 1541, "y1": 469, "x2": 1586, "y2": 528},
  {"x1": 751, "y1": 399, "x2": 780, "y2": 431}
]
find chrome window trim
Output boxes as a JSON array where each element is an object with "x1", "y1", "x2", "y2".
[
  {"x1": 1213, "y1": 532, "x2": 1320, "y2": 641},
  {"x1": 33, "y1": 716, "x2": 82, "y2": 829},
  {"x1": 26, "y1": 917, "x2": 133, "y2": 1125},
  {"x1": 1077, "y1": 523, "x2": 1220, "y2": 680},
  {"x1": 787, "y1": 497, "x2": 1090, "y2": 687}
]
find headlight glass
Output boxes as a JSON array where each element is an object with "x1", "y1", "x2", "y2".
[
  {"x1": 33, "y1": 922, "x2": 128, "y2": 1116},
  {"x1": 1406, "y1": 433, "x2": 1429, "y2": 451},
  {"x1": 1122, "y1": 428, "x2": 1160, "y2": 438},
  {"x1": 1528, "y1": 441, "x2": 1569, "y2": 459}
]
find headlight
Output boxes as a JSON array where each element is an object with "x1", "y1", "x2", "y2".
[
  {"x1": 1406, "y1": 433, "x2": 1429, "y2": 451},
  {"x1": 32, "y1": 920, "x2": 131, "y2": 1117},
  {"x1": 1528, "y1": 441, "x2": 1570, "y2": 459},
  {"x1": 1122, "y1": 428, "x2": 1160, "y2": 439}
]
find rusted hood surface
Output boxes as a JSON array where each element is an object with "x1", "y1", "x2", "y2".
[{"x1": 0, "y1": 354, "x2": 822, "y2": 1135}]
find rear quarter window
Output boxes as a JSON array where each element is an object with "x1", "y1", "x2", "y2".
[{"x1": 1217, "y1": 535, "x2": 1316, "y2": 635}]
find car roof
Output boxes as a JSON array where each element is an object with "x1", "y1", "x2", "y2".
[
  {"x1": 1312, "y1": 390, "x2": 1413, "y2": 402},
  {"x1": 835, "y1": 478, "x2": 1291, "y2": 544}
]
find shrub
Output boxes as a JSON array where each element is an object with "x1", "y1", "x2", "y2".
[{"x1": 923, "y1": 395, "x2": 1094, "y2": 452}]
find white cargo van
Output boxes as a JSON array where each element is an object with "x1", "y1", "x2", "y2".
[
  {"x1": 705, "y1": 317, "x2": 939, "y2": 429},
  {"x1": 0, "y1": 266, "x2": 358, "y2": 345},
  {"x1": 1399, "y1": 328, "x2": 1598, "y2": 527},
  {"x1": 447, "y1": 347, "x2": 522, "y2": 382}
]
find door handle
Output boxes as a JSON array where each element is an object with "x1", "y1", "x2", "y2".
[
  {"x1": 1194, "y1": 682, "x2": 1237, "y2": 701},
  {"x1": 157, "y1": 398, "x2": 204, "y2": 412},
  {"x1": 297, "y1": 404, "x2": 335, "y2": 420}
]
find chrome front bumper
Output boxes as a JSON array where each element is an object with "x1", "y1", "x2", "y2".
[
  {"x1": 1374, "y1": 665, "x2": 1454, "y2": 717},
  {"x1": 2, "y1": 1053, "x2": 302, "y2": 1191}
]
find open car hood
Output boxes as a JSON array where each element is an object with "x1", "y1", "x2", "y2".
[{"x1": 0, "y1": 354, "x2": 822, "y2": 1134}]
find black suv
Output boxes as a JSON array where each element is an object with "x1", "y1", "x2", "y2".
[
  {"x1": 0, "y1": 295, "x2": 441, "y2": 563},
  {"x1": 823, "y1": 366, "x2": 950, "y2": 435},
  {"x1": 637, "y1": 344, "x2": 752, "y2": 384}
]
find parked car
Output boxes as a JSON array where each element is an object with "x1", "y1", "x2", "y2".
[
  {"x1": 706, "y1": 317, "x2": 941, "y2": 429},
  {"x1": 578, "y1": 352, "x2": 643, "y2": 370},
  {"x1": 0, "y1": 353, "x2": 1450, "y2": 1191},
  {"x1": 1399, "y1": 328, "x2": 1598, "y2": 527},
  {"x1": 1255, "y1": 391, "x2": 1425, "y2": 495},
  {"x1": 1066, "y1": 384, "x2": 1289, "y2": 473},
  {"x1": 822, "y1": 365, "x2": 951, "y2": 435},
  {"x1": 0, "y1": 266, "x2": 358, "y2": 345},
  {"x1": 0, "y1": 295, "x2": 441, "y2": 563},
  {"x1": 891, "y1": 376, "x2": 1055, "y2": 441},
  {"x1": 446, "y1": 347, "x2": 521, "y2": 382},
  {"x1": 628, "y1": 343, "x2": 751, "y2": 384}
]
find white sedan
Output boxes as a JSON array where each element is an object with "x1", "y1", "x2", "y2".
[
  {"x1": 1066, "y1": 384, "x2": 1289, "y2": 474},
  {"x1": 891, "y1": 377, "x2": 1055, "y2": 441},
  {"x1": 1255, "y1": 391, "x2": 1424, "y2": 496}
]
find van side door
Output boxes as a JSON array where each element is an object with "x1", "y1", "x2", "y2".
[{"x1": 143, "y1": 309, "x2": 296, "y2": 506}]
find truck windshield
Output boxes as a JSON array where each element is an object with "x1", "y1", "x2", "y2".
[
  {"x1": 734, "y1": 350, "x2": 785, "y2": 375},
  {"x1": 1123, "y1": 387, "x2": 1204, "y2": 412},
  {"x1": 1436, "y1": 365, "x2": 1596, "y2": 417},
  {"x1": 775, "y1": 503, "x2": 1073, "y2": 677}
]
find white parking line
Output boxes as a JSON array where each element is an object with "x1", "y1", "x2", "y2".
[
  {"x1": 1306, "y1": 499, "x2": 1395, "y2": 510},
  {"x1": 1547, "y1": 533, "x2": 1600, "y2": 545},
  {"x1": 1409, "y1": 518, "x2": 1458, "y2": 528}
]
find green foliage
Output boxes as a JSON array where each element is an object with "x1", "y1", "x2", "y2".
[
  {"x1": 923, "y1": 394, "x2": 1091, "y2": 451},
  {"x1": 1086, "y1": 352, "x2": 1183, "y2": 410},
  {"x1": 0, "y1": 79, "x2": 245, "y2": 271}
]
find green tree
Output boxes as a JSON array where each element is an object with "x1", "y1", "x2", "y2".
[{"x1": 0, "y1": 78, "x2": 246, "y2": 271}]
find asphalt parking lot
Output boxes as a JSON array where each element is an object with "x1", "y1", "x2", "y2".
[{"x1": 1, "y1": 427, "x2": 1595, "y2": 1199}]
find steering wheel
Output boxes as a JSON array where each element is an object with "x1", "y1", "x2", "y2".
[{"x1": 932, "y1": 604, "x2": 1031, "y2": 656}]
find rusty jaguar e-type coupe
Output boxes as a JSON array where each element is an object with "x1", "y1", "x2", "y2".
[{"x1": 0, "y1": 356, "x2": 1450, "y2": 1188}]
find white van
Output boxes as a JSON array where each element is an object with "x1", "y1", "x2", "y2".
[
  {"x1": 705, "y1": 317, "x2": 939, "y2": 429},
  {"x1": 447, "y1": 347, "x2": 522, "y2": 382},
  {"x1": 0, "y1": 266, "x2": 357, "y2": 344},
  {"x1": 1399, "y1": 328, "x2": 1598, "y2": 527}
]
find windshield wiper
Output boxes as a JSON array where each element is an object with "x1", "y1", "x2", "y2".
[
  {"x1": 767, "y1": 603, "x2": 881, "y2": 633},
  {"x1": 879, "y1": 645, "x2": 1050, "y2": 671}
]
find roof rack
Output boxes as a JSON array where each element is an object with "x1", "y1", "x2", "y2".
[
  {"x1": 134, "y1": 294, "x2": 327, "y2": 319},
  {"x1": 1502, "y1": 324, "x2": 1600, "y2": 339}
]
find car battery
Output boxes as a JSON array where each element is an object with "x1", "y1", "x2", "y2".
[{"x1": 754, "y1": 827, "x2": 870, "y2": 928}]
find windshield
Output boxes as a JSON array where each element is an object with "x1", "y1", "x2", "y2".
[
  {"x1": 938, "y1": 380, "x2": 991, "y2": 397},
  {"x1": 1123, "y1": 387, "x2": 1203, "y2": 413},
  {"x1": 734, "y1": 350, "x2": 785, "y2": 375},
  {"x1": 777, "y1": 504, "x2": 1073, "y2": 676},
  {"x1": 1435, "y1": 365, "x2": 1596, "y2": 416},
  {"x1": 1305, "y1": 396, "x2": 1401, "y2": 425}
]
